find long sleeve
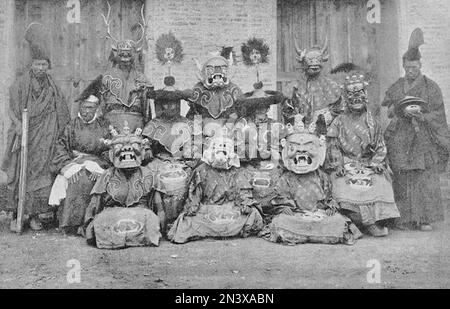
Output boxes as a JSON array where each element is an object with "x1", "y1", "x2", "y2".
[
  {"x1": 326, "y1": 118, "x2": 344, "y2": 171},
  {"x1": 369, "y1": 123, "x2": 388, "y2": 166},
  {"x1": 50, "y1": 124, "x2": 74, "y2": 174},
  {"x1": 183, "y1": 168, "x2": 203, "y2": 215}
]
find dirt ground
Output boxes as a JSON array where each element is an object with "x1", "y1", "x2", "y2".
[{"x1": 0, "y1": 207, "x2": 449, "y2": 289}]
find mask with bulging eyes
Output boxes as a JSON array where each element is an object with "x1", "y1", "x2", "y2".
[
  {"x1": 281, "y1": 132, "x2": 326, "y2": 174},
  {"x1": 202, "y1": 57, "x2": 230, "y2": 89},
  {"x1": 102, "y1": 126, "x2": 149, "y2": 169}
]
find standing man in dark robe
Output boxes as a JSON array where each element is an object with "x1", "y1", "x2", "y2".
[
  {"x1": 382, "y1": 28, "x2": 450, "y2": 231},
  {"x1": 1, "y1": 24, "x2": 70, "y2": 231},
  {"x1": 49, "y1": 95, "x2": 111, "y2": 235}
]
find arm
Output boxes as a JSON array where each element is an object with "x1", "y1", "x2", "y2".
[
  {"x1": 325, "y1": 119, "x2": 345, "y2": 176},
  {"x1": 184, "y1": 169, "x2": 203, "y2": 216},
  {"x1": 152, "y1": 191, "x2": 166, "y2": 232},
  {"x1": 50, "y1": 124, "x2": 74, "y2": 174}
]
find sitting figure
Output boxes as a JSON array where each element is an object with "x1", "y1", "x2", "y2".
[
  {"x1": 49, "y1": 95, "x2": 111, "y2": 235},
  {"x1": 327, "y1": 75, "x2": 400, "y2": 237},
  {"x1": 84, "y1": 123, "x2": 163, "y2": 249},
  {"x1": 143, "y1": 76, "x2": 195, "y2": 234},
  {"x1": 234, "y1": 81, "x2": 284, "y2": 164},
  {"x1": 259, "y1": 122, "x2": 361, "y2": 245},
  {"x1": 167, "y1": 132, "x2": 264, "y2": 244}
]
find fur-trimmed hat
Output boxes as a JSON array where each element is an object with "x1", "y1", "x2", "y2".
[
  {"x1": 236, "y1": 81, "x2": 284, "y2": 116},
  {"x1": 153, "y1": 76, "x2": 193, "y2": 105}
]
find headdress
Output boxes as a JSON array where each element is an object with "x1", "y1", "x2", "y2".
[
  {"x1": 403, "y1": 28, "x2": 424, "y2": 62},
  {"x1": 24, "y1": 22, "x2": 52, "y2": 67}
]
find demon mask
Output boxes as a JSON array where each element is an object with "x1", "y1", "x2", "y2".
[
  {"x1": 342, "y1": 75, "x2": 369, "y2": 113},
  {"x1": 295, "y1": 37, "x2": 329, "y2": 78},
  {"x1": 281, "y1": 123, "x2": 326, "y2": 174},
  {"x1": 202, "y1": 132, "x2": 240, "y2": 170},
  {"x1": 194, "y1": 54, "x2": 233, "y2": 90},
  {"x1": 101, "y1": 122, "x2": 150, "y2": 169}
]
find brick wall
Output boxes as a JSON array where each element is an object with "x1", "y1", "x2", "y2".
[
  {"x1": 397, "y1": 0, "x2": 450, "y2": 123},
  {"x1": 0, "y1": 0, "x2": 15, "y2": 184},
  {"x1": 144, "y1": 0, "x2": 277, "y2": 116}
]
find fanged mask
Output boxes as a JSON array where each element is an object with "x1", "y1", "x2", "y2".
[
  {"x1": 101, "y1": 124, "x2": 149, "y2": 169},
  {"x1": 281, "y1": 128, "x2": 326, "y2": 174},
  {"x1": 195, "y1": 56, "x2": 231, "y2": 89},
  {"x1": 343, "y1": 75, "x2": 369, "y2": 112}
]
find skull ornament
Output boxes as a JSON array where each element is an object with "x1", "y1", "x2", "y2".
[
  {"x1": 202, "y1": 135, "x2": 240, "y2": 170},
  {"x1": 164, "y1": 47, "x2": 175, "y2": 62}
]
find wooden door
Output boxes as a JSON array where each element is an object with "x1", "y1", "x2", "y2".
[
  {"x1": 277, "y1": 0, "x2": 398, "y2": 116},
  {"x1": 14, "y1": 0, "x2": 145, "y2": 117}
]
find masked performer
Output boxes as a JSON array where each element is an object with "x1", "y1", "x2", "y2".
[
  {"x1": 235, "y1": 38, "x2": 284, "y2": 164},
  {"x1": 327, "y1": 75, "x2": 400, "y2": 237},
  {"x1": 49, "y1": 95, "x2": 111, "y2": 235},
  {"x1": 382, "y1": 29, "x2": 450, "y2": 231},
  {"x1": 281, "y1": 38, "x2": 341, "y2": 135},
  {"x1": 250, "y1": 121, "x2": 361, "y2": 245},
  {"x1": 79, "y1": 3, "x2": 153, "y2": 132},
  {"x1": 187, "y1": 52, "x2": 243, "y2": 122},
  {"x1": 84, "y1": 123, "x2": 163, "y2": 249},
  {"x1": 143, "y1": 76, "x2": 195, "y2": 233},
  {"x1": 167, "y1": 132, "x2": 264, "y2": 244},
  {"x1": 2, "y1": 23, "x2": 70, "y2": 231}
]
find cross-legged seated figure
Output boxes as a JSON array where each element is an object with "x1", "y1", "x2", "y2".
[
  {"x1": 327, "y1": 75, "x2": 400, "y2": 237},
  {"x1": 49, "y1": 95, "x2": 111, "y2": 235},
  {"x1": 167, "y1": 133, "x2": 264, "y2": 244},
  {"x1": 258, "y1": 122, "x2": 361, "y2": 245},
  {"x1": 83, "y1": 123, "x2": 163, "y2": 249}
]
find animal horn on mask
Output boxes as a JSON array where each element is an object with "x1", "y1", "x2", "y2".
[
  {"x1": 320, "y1": 36, "x2": 329, "y2": 62},
  {"x1": 294, "y1": 39, "x2": 306, "y2": 62}
]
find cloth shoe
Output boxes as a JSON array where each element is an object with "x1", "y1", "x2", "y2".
[
  {"x1": 30, "y1": 217, "x2": 43, "y2": 231},
  {"x1": 366, "y1": 224, "x2": 388, "y2": 237},
  {"x1": 419, "y1": 224, "x2": 433, "y2": 231}
]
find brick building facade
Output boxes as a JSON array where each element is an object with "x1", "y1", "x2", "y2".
[{"x1": 1, "y1": 0, "x2": 449, "y2": 185}]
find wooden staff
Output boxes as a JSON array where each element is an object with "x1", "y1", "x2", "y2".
[{"x1": 16, "y1": 109, "x2": 29, "y2": 234}]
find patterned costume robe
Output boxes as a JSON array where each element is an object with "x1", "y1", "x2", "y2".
[
  {"x1": 167, "y1": 163, "x2": 264, "y2": 244},
  {"x1": 49, "y1": 116, "x2": 111, "y2": 230},
  {"x1": 91, "y1": 66, "x2": 152, "y2": 132},
  {"x1": 143, "y1": 115, "x2": 195, "y2": 227},
  {"x1": 254, "y1": 166, "x2": 361, "y2": 245},
  {"x1": 84, "y1": 166, "x2": 161, "y2": 249},
  {"x1": 1, "y1": 71, "x2": 69, "y2": 216},
  {"x1": 383, "y1": 75, "x2": 450, "y2": 225},
  {"x1": 282, "y1": 75, "x2": 341, "y2": 132},
  {"x1": 327, "y1": 112, "x2": 400, "y2": 225},
  {"x1": 186, "y1": 82, "x2": 243, "y2": 120}
]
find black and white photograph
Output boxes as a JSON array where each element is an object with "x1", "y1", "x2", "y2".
[{"x1": 0, "y1": 0, "x2": 449, "y2": 292}]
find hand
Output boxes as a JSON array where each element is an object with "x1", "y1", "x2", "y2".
[
  {"x1": 88, "y1": 172, "x2": 102, "y2": 182},
  {"x1": 325, "y1": 200, "x2": 339, "y2": 216},
  {"x1": 280, "y1": 207, "x2": 295, "y2": 216},
  {"x1": 240, "y1": 205, "x2": 253, "y2": 215},
  {"x1": 68, "y1": 171, "x2": 81, "y2": 184},
  {"x1": 14, "y1": 124, "x2": 22, "y2": 136},
  {"x1": 370, "y1": 164, "x2": 384, "y2": 174},
  {"x1": 335, "y1": 165, "x2": 346, "y2": 177}
]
